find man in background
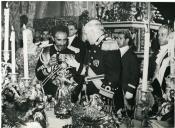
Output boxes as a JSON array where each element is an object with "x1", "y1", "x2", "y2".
[
  {"x1": 117, "y1": 30, "x2": 140, "y2": 117},
  {"x1": 149, "y1": 25, "x2": 170, "y2": 98},
  {"x1": 67, "y1": 21, "x2": 86, "y2": 63}
]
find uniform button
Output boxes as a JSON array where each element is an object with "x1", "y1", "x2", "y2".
[
  {"x1": 94, "y1": 50, "x2": 96, "y2": 53},
  {"x1": 88, "y1": 50, "x2": 91, "y2": 53},
  {"x1": 91, "y1": 56, "x2": 93, "y2": 59},
  {"x1": 109, "y1": 82, "x2": 112, "y2": 85}
]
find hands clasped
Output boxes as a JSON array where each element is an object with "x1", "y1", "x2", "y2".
[{"x1": 48, "y1": 54, "x2": 57, "y2": 66}]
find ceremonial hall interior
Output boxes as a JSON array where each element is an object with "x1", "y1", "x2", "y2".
[{"x1": 1, "y1": 1, "x2": 175, "y2": 128}]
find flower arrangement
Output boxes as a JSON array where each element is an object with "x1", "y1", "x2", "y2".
[
  {"x1": 72, "y1": 94, "x2": 121, "y2": 128},
  {"x1": 2, "y1": 77, "x2": 46, "y2": 128}
]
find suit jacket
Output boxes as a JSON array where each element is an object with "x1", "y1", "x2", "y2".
[
  {"x1": 69, "y1": 36, "x2": 86, "y2": 64},
  {"x1": 121, "y1": 48, "x2": 140, "y2": 95}
]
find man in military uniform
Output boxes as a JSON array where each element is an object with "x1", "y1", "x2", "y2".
[
  {"x1": 66, "y1": 19, "x2": 124, "y2": 111},
  {"x1": 117, "y1": 30, "x2": 140, "y2": 117},
  {"x1": 35, "y1": 25, "x2": 75, "y2": 96}
]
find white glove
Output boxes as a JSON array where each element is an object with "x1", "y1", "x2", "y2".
[
  {"x1": 125, "y1": 91, "x2": 133, "y2": 99},
  {"x1": 65, "y1": 55, "x2": 80, "y2": 70}
]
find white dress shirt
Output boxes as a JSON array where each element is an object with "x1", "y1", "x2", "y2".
[
  {"x1": 68, "y1": 35, "x2": 76, "y2": 46},
  {"x1": 119, "y1": 46, "x2": 129, "y2": 57}
]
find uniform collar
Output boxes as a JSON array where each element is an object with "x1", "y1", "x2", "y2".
[
  {"x1": 95, "y1": 34, "x2": 106, "y2": 46},
  {"x1": 68, "y1": 34, "x2": 77, "y2": 46},
  {"x1": 160, "y1": 44, "x2": 168, "y2": 51},
  {"x1": 119, "y1": 46, "x2": 129, "y2": 57}
]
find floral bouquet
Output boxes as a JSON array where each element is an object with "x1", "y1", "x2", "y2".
[
  {"x1": 2, "y1": 80, "x2": 47, "y2": 128},
  {"x1": 72, "y1": 94, "x2": 120, "y2": 128}
]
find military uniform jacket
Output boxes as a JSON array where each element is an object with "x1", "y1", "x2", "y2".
[
  {"x1": 35, "y1": 45, "x2": 75, "y2": 95},
  {"x1": 121, "y1": 48, "x2": 140, "y2": 95},
  {"x1": 78, "y1": 36, "x2": 122, "y2": 97}
]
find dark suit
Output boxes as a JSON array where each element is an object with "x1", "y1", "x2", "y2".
[
  {"x1": 69, "y1": 36, "x2": 86, "y2": 64},
  {"x1": 35, "y1": 45, "x2": 75, "y2": 96}
]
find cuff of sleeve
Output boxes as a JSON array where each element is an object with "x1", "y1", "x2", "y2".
[
  {"x1": 127, "y1": 84, "x2": 136, "y2": 94},
  {"x1": 99, "y1": 84, "x2": 114, "y2": 99}
]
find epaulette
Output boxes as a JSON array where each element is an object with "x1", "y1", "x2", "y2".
[
  {"x1": 36, "y1": 40, "x2": 53, "y2": 48},
  {"x1": 101, "y1": 39, "x2": 119, "y2": 51},
  {"x1": 42, "y1": 46, "x2": 50, "y2": 54},
  {"x1": 40, "y1": 47, "x2": 51, "y2": 65}
]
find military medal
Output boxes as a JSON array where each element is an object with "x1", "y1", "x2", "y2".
[{"x1": 93, "y1": 59, "x2": 100, "y2": 67}]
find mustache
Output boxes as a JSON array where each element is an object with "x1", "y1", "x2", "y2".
[{"x1": 55, "y1": 44, "x2": 67, "y2": 50}]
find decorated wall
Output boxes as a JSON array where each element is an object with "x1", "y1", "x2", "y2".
[{"x1": 2, "y1": 1, "x2": 165, "y2": 50}]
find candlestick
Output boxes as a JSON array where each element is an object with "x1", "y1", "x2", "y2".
[
  {"x1": 10, "y1": 26, "x2": 16, "y2": 74},
  {"x1": 4, "y1": 2, "x2": 10, "y2": 63},
  {"x1": 23, "y1": 24, "x2": 29, "y2": 79}
]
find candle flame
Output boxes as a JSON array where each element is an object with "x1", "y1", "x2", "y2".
[
  {"x1": 23, "y1": 24, "x2": 26, "y2": 29},
  {"x1": 11, "y1": 26, "x2": 14, "y2": 31},
  {"x1": 6, "y1": 2, "x2": 8, "y2": 8}
]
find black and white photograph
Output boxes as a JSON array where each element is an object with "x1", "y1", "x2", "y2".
[{"x1": 1, "y1": 1, "x2": 175, "y2": 128}]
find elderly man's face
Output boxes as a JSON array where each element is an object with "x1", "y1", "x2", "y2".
[
  {"x1": 83, "y1": 20, "x2": 104, "y2": 45},
  {"x1": 54, "y1": 32, "x2": 68, "y2": 50},
  {"x1": 158, "y1": 28, "x2": 168, "y2": 46}
]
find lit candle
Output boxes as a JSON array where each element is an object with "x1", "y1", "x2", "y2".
[
  {"x1": 10, "y1": 26, "x2": 16, "y2": 74},
  {"x1": 142, "y1": 32, "x2": 150, "y2": 92},
  {"x1": 23, "y1": 24, "x2": 29, "y2": 78},
  {"x1": 4, "y1": 2, "x2": 10, "y2": 62},
  {"x1": 142, "y1": 3, "x2": 151, "y2": 92}
]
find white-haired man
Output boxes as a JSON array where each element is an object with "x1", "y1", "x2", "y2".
[{"x1": 66, "y1": 19, "x2": 124, "y2": 111}]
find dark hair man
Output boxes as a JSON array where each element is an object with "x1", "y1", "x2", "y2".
[
  {"x1": 117, "y1": 30, "x2": 140, "y2": 117},
  {"x1": 35, "y1": 25, "x2": 74, "y2": 96}
]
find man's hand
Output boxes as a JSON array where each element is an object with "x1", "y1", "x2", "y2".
[
  {"x1": 49, "y1": 54, "x2": 57, "y2": 66},
  {"x1": 125, "y1": 91, "x2": 133, "y2": 99},
  {"x1": 65, "y1": 55, "x2": 80, "y2": 70}
]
